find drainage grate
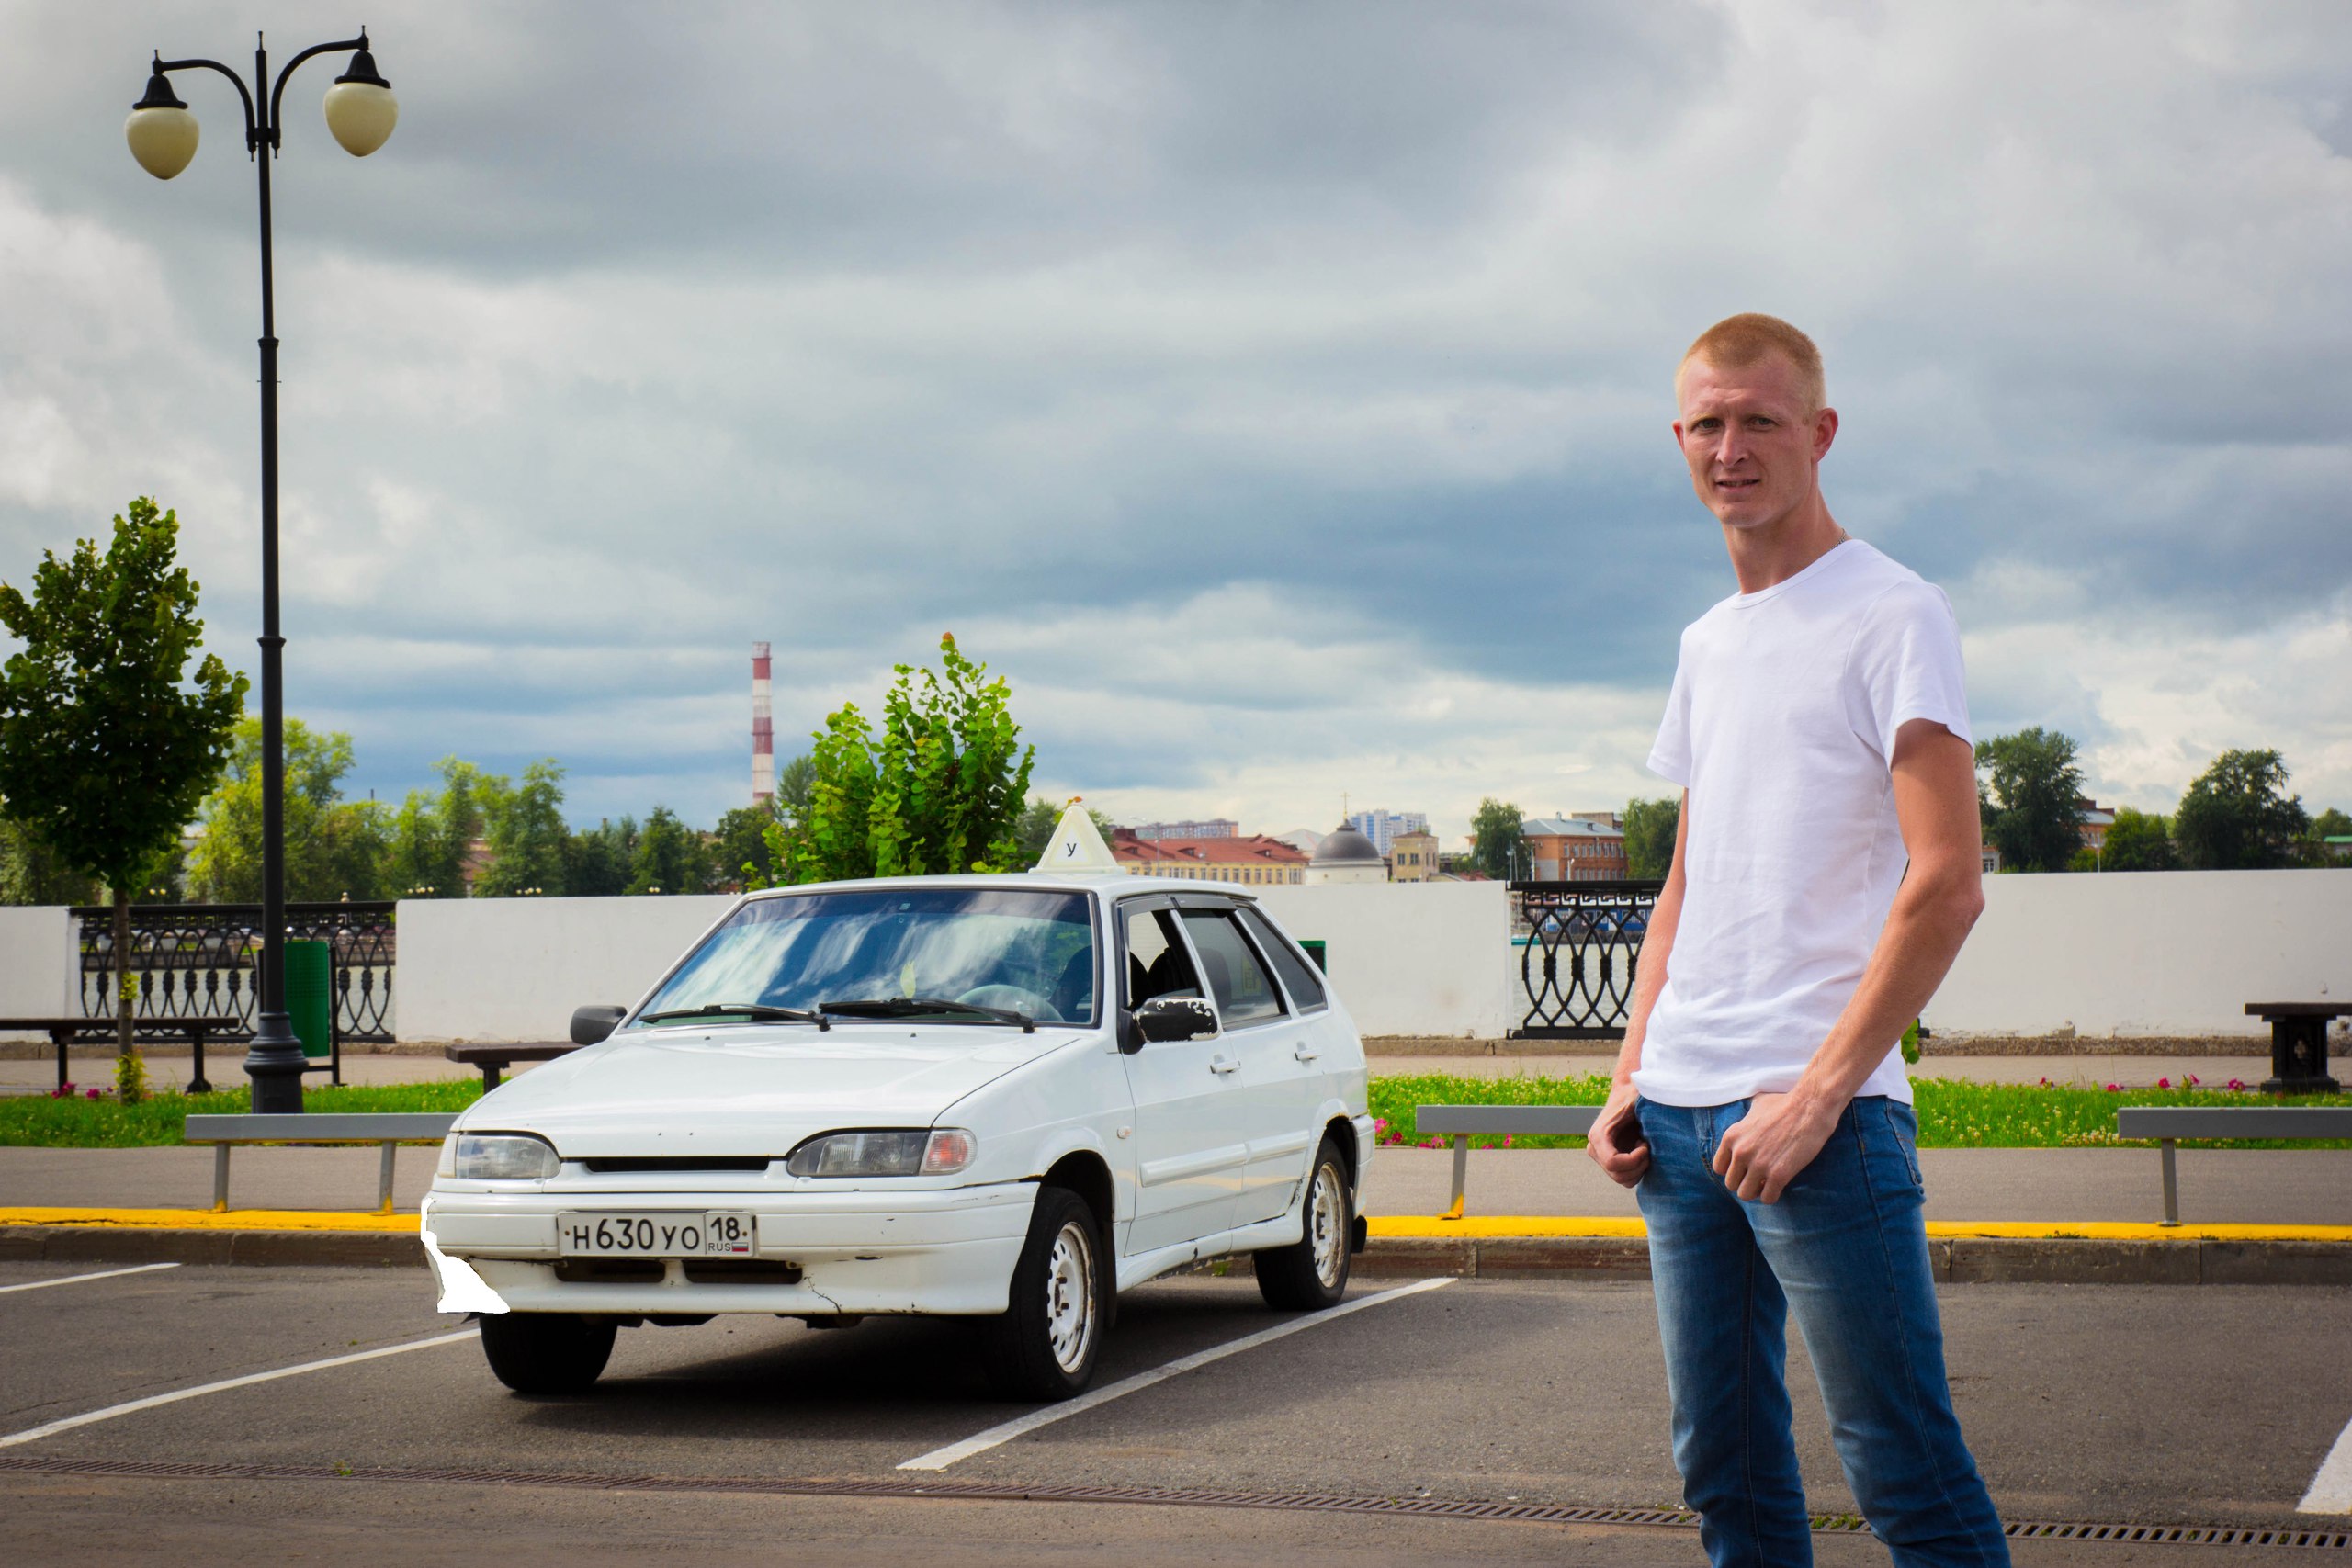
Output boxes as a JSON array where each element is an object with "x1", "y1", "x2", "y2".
[{"x1": 0, "y1": 1453, "x2": 2342, "y2": 1546}]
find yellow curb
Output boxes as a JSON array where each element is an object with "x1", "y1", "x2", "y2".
[
  {"x1": 0, "y1": 1207, "x2": 420, "y2": 1234},
  {"x1": 1367, "y1": 1215, "x2": 2352, "y2": 1243}
]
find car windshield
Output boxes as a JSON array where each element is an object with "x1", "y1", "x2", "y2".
[{"x1": 631, "y1": 887, "x2": 1099, "y2": 1029}]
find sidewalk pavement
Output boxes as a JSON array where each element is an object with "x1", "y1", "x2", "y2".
[
  {"x1": 3, "y1": 1049, "x2": 2281, "y2": 1093},
  {"x1": 3, "y1": 1143, "x2": 2345, "y2": 1226},
  {"x1": 1370, "y1": 1055, "x2": 2277, "y2": 1088}
]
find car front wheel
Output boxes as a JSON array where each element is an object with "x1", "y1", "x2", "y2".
[
  {"x1": 478, "y1": 1312, "x2": 616, "y2": 1395},
  {"x1": 981, "y1": 1185, "x2": 1105, "y2": 1401},
  {"x1": 1253, "y1": 1136, "x2": 1352, "y2": 1311}
]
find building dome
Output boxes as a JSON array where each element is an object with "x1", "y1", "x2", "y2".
[{"x1": 1309, "y1": 824, "x2": 1383, "y2": 866}]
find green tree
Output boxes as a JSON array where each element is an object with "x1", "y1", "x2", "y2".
[
  {"x1": 1975, "y1": 728, "x2": 2085, "y2": 873},
  {"x1": 2173, "y1": 748, "x2": 2310, "y2": 870},
  {"x1": 380, "y1": 757, "x2": 502, "y2": 897},
  {"x1": 1469, "y1": 798, "x2": 1525, "y2": 880},
  {"x1": 781, "y1": 634, "x2": 1036, "y2": 882},
  {"x1": 0, "y1": 813, "x2": 100, "y2": 905},
  {"x1": 562, "y1": 816, "x2": 636, "y2": 897},
  {"x1": 0, "y1": 498, "x2": 246, "y2": 1099},
  {"x1": 775, "y1": 752, "x2": 816, "y2": 819},
  {"x1": 1013, "y1": 795, "x2": 1117, "y2": 865},
  {"x1": 475, "y1": 760, "x2": 567, "y2": 897},
  {"x1": 628, "y1": 805, "x2": 706, "y2": 894},
  {"x1": 2308, "y1": 806, "x2": 2351, "y2": 863},
  {"x1": 1622, "y1": 795, "x2": 1681, "y2": 880},
  {"x1": 713, "y1": 802, "x2": 781, "y2": 890},
  {"x1": 2096, "y1": 806, "x2": 2175, "y2": 872},
  {"x1": 188, "y1": 718, "x2": 388, "y2": 902}
]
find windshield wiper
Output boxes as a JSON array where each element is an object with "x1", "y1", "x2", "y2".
[
  {"x1": 819, "y1": 996, "x2": 1035, "y2": 1033},
  {"x1": 639, "y1": 1002, "x2": 829, "y2": 1032}
]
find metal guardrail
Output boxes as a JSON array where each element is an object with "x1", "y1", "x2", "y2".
[
  {"x1": 1509, "y1": 880, "x2": 1662, "y2": 1039},
  {"x1": 76, "y1": 901, "x2": 396, "y2": 1045},
  {"x1": 2116, "y1": 1106, "x2": 2352, "y2": 1225},
  {"x1": 1419, "y1": 1103, "x2": 1600, "y2": 1219},
  {"x1": 184, "y1": 1111, "x2": 456, "y2": 1214}
]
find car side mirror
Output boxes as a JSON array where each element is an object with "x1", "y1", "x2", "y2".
[
  {"x1": 571, "y1": 1004, "x2": 627, "y2": 1045},
  {"x1": 1133, "y1": 995, "x2": 1217, "y2": 1045}
]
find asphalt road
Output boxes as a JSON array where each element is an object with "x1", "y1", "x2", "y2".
[{"x1": 3, "y1": 1259, "x2": 2347, "y2": 1564}]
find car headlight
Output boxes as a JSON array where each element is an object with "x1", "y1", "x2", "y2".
[
  {"x1": 786, "y1": 1128, "x2": 976, "y2": 1178},
  {"x1": 452, "y1": 1133, "x2": 560, "y2": 1180}
]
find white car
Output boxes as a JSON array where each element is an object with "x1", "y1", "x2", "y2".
[{"x1": 422, "y1": 873, "x2": 1373, "y2": 1401}]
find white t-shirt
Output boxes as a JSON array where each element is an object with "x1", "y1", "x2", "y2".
[{"x1": 1634, "y1": 539, "x2": 1971, "y2": 1108}]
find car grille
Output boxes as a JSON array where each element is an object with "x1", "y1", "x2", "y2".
[{"x1": 577, "y1": 1156, "x2": 775, "y2": 1173}]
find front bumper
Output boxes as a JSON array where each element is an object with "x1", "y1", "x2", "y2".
[{"x1": 422, "y1": 1181, "x2": 1036, "y2": 1317}]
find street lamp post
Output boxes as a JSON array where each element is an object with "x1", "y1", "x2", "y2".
[{"x1": 127, "y1": 30, "x2": 397, "y2": 1116}]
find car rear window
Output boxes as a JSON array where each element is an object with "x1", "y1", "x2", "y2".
[{"x1": 1238, "y1": 905, "x2": 1326, "y2": 1011}]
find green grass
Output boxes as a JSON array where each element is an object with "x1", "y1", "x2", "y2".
[
  {"x1": 6, "y1": 1072, "x2": 2347, "y2": 1152},
  {"x1": 0, "y1": 1080, "x2": 484, "y2": 1148},
  {"x1": 1367, "y1": 1074, "x2": 2352, "y2": 1151}
]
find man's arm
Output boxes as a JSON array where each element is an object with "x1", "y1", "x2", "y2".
[
  {"x1": 1587, "y1": 790, "x2": 1690, "y2": 1186},
  {"x1": 1711, "y1": 719, "x2": 1984, "y2": 1202}
]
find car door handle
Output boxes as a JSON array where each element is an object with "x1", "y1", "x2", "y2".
[
  {"x1": 1292, "y1": 1042, "x2": 1319, "y2": 1063},
  {"x1": 1208, "y1": 1053, "x2": 1238, "y2": 1075}
]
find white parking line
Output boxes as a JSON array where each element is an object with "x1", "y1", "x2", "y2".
[
  {"x1": 2301, "y1": 1408, "x2": 2352, "y2": 1513},
  {"x1": 0, "y1": 1328, "x2": 481, "y2": 1449},
  {"x1": 0, "y1": 1263, "x2": 181, "y2": 1295},
  {"x1": 898, "y1": 1276, "x2": 1455, "y2": 1472}
]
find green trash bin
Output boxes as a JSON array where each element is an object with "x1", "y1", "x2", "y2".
[
  {"x1": 1298, "y1": 939, "x2": 1327, "y2": 975},
  {"x1": 282, "y1": 939, "x2": 333, "y2": 1060}
]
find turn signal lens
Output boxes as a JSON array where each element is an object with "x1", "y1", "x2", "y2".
[
  {"x1": 922, "y1": 1128, "x2": 977, "y2": 1175},
  {"x1": 453, "y1": 1133, "x2": 560, "y2": 1180}
]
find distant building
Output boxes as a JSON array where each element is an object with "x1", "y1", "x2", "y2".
[
  {"x1": 1274, "y1": 828, "x2": 1324, "y2": 859},
  {"x1": 2076, "y1": 798, "x2": 2115, "y2": 852},
  {"x1": 1111, "y1": 829, "x2": 1305, "y2": 886},
  {"x1": 1346, "y1": 809, "x2": 1430, "y2": 857},
  {"x1": 1130, "y1": 818, "x2": 1238, "y2": 841},
  {"x1": 1387, "y1": 828, "x2": 1441, "y2": 883},
  {"x1": 1306, "y1": 823, "x2": 1387, "y2": 886},
  {"x1": 1521, "y1": 816, "x2": 1627, "y2": 881}
]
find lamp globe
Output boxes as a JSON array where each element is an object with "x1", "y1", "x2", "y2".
[
  {"x1": 322, "y1": 43, "x2": 397, "y2": 157},
  {"x1": 126, "y1": 61, "x2": 198, "y2": 180}
]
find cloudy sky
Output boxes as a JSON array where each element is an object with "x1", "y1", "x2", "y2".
[{"x1": 2, "y1": 0, "x2": 2346, "y2": 844}]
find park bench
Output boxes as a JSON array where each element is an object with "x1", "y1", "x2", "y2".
[
  {"x1": 2247, "y1": 1001, "x2": 2348, "y2": 1094},
  {"x1": 184, "y1": 1112, "x2": 458, "y2": 1215},
  {"x1": 1, "y1": 1015, "x2": 243, "y2": 1095},
  {"x1": 2115, "y1": 1106, "x2": 2352, "y2": 1226},
  {"x1": 1419, "y1": 1103, "x2": 1598, "y2": 1220},
  {"x1": 443, "y1": 1042, "x2": 578, "y2": 1089}
]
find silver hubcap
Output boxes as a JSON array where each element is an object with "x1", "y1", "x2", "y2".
[
  {"x1": 1308, "y1": 1162, "x2": 1345, "y2": 1289},
  {"x1": 1044, "y1": 1220, "x2": 1097, "y2": 1373}
]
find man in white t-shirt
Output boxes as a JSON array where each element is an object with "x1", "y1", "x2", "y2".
[{"x1": 1586, "y1": 315, "x2": 2008, "y2": 1565}]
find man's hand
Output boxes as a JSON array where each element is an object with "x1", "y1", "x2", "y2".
[
  {"x1": 1710, "y1": 1090, "x2": 1837, "y2": 1203},
  {"x1": 1587, "y1": 1079, "x2": 1649, "y2": 1188}
]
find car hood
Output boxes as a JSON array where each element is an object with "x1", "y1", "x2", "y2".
[{"x1": 455, "y1": 1022, "x2": 1087, "y2": 1159}]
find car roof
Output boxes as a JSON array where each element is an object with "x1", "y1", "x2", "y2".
[{"x1": 738, "y1": 873, "x2": 1256, "y2": 902}]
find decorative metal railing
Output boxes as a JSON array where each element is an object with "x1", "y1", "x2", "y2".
[
  {"x1": 75, "y1": 902, "x2": 397, "y2": 1044},
  {"x1": 1510, "y1": 879, "x2": 1662, "y2": 1039}
]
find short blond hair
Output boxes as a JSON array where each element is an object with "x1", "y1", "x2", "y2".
[{"x1": 1678, "y1": 313, "x2": 1826, "y2": 414}]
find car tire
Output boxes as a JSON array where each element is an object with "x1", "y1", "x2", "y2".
[
  {"x1": 1253, "y1": 1136, "x2": 1352, "y2": 1312},
  {"x1": 478, "y1": 1312, "x2": 617, "y2": 1395},
  {"x1": 981, "y1": 1185, "x2": 1105, "y2": 1402}
]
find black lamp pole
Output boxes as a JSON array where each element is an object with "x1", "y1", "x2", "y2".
[{"x1": 131, "y1": 32, "x2": 394, "y2": 1115}]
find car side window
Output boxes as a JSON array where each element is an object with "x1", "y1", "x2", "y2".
[
  {"x1": 1238, "y1": 905, "x2": 1326, "y2": 1012},
  {"x1": 1178, "y1": 908, "x2": 1285, "y2": 1027},
  {"x1": 1121, "y1": 905, "x2": 1203, "y2": 1007}
]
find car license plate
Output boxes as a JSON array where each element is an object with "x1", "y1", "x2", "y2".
[{"x1": 557, "y1": 1212, "x2": 756, "y2": 1258}]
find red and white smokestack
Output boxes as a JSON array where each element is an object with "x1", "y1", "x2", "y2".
[{"x1": 752, "y1": 641, "x2": 775, "y2": 805}]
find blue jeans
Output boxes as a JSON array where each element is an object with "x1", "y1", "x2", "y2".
[{"x1": 1634, "y1": 1095, "x2": 2008, "y2": 1567}]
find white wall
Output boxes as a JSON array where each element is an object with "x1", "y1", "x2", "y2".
[
  {"x1": 1932, "y1": 870, "x2": 2352, "y2": 1038},
  {"x1": 0, "y1": 906, "x2": 75, "y2": 1039},
  {"x1": 1256, "y1": 882, "x2": 1516, "y2": 1038},
  {"x1": 396, "y1": 895, "x2": 736, "y2": 1043}
]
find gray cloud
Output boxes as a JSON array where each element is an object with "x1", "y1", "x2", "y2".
[{"x1": 1, "y1": 0, "x2": 2347, "y2": 834}]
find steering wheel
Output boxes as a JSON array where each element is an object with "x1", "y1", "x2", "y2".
[{"x1": 957, "y1": 984, "x2": 1058, "y2": 1023}]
